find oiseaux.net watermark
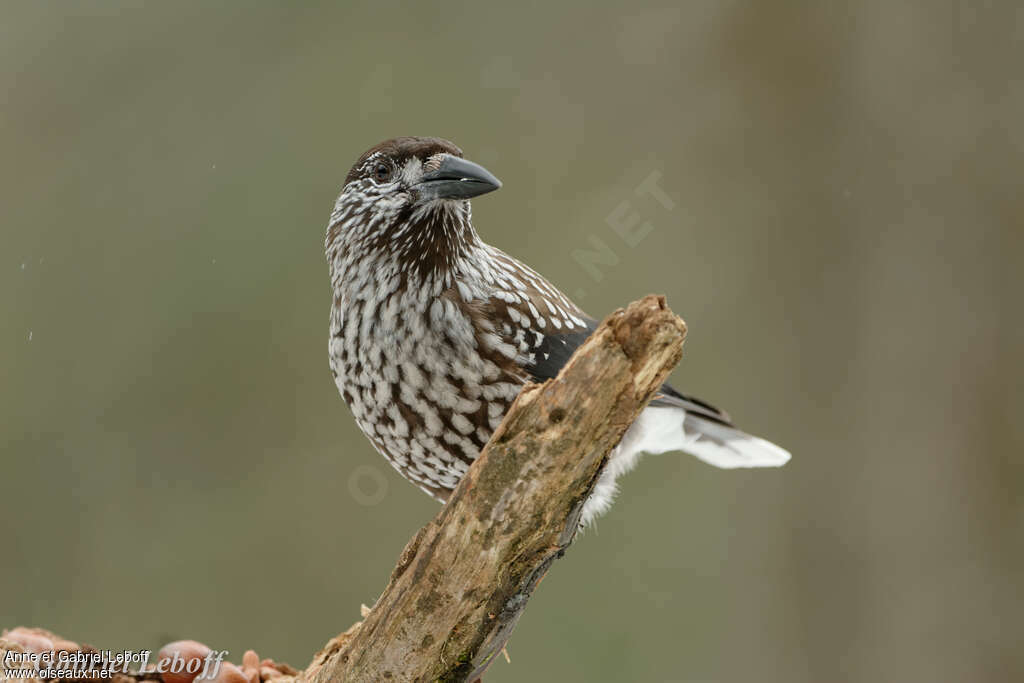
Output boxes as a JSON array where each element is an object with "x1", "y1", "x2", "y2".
[{"x1": 2, "y1": 648, "x2": 229, "y2": 680}]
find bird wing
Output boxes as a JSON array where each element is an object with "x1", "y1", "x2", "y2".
[
  {"x1": 520, "y1": 315, "x2": 733, "y2": 426},
  {"x1": 474, "y1": 244, "x2": 734, "y2": 427}
]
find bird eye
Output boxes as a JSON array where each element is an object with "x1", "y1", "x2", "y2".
[{"x1": 373, "y1": 163, "x2": 391, "y2": 182}]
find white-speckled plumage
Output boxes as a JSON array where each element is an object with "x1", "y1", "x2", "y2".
[{"x1": 326, "y1": 137, "x2": 790, "y2": 525}]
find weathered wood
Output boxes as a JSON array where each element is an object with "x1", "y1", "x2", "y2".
[{"x1": 304, "y1": 295, "x2": 687, "y2": 683}]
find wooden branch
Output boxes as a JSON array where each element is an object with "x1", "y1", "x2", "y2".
[
  {"x1": 304, "y1": 294, "x2": 687, "y2": 682},
  {"x1": 2, "y1": 295, "x2": 687, "y2": 683}
]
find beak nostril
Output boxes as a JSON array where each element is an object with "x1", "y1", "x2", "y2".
[{"x1": 423, "y1": 154, "x2": 445, "y2": 174}]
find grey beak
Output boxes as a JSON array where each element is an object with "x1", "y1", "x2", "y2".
[{"x1": 415, "y1": 154, "x2": 502, "y2": 200}]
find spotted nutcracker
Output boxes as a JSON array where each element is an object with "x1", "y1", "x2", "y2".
[{"x1": 326, "y1": 137, "x2": 790, "y2": 525}]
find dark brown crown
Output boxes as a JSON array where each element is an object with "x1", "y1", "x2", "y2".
[{"x1": 345, "y1": 136, "x2": 463, "y2": 185}]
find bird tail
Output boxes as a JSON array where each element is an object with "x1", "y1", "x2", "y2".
[
  {"x1": 621, "y1": 405, "x2": 791, "y2": 469},
  {"x1": 679, "y1": 413, "x2": 791, "y2": 468},
  {"x1": 583, "y1": 405, "x2": 790, "y2": 526}
]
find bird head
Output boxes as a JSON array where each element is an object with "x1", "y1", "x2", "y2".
[
  {"x1": 327, "y1": 137, "x2": 502, "y2": 280},
  {"x1": 345, "y1": 137, "x2": 501, "y2": 201}
]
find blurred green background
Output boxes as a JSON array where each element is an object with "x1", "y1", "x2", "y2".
[{"x1": 3, "y1": 2, "x2": 1022, "y2": 681}]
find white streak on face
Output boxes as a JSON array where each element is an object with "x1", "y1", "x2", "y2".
[{"x1": 401, "y1": 157, "x2": 424, "y2": 185}]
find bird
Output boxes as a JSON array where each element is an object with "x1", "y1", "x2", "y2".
[{"x1": 325, "y1": 136, "x2": 790, "y2": 526}]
